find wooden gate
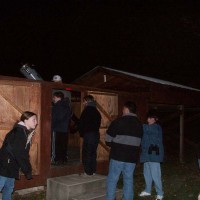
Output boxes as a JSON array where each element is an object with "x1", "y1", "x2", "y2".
[
  {"x1": 87, "y1": 91, "x2": 118, "y2": 161},
  {"x1": 0, "y1": 79, "x2": 41, "y2": 175}
]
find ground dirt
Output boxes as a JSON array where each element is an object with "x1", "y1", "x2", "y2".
[{"x1": 11, "y1": 156, "x2": 200, "y2": 200}]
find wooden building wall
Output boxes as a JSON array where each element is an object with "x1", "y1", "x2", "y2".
[
  {"x1": 150, "y1": 84, "x2": 200, "y2": 106},
  {"x1": 0, "y1": 74, "x2": 200, "y2": 190},
  {"x1": 0, "y1": 79, "x2": 41, "y2": 175}
]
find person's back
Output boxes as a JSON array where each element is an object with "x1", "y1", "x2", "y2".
[
  {"x1": 79, "y1": 95, "x2": 101, "y2": 176},
  {"x1": 105, "y1": 101, "x2": 143, "y2": 200},
  {"x1": 106, "y1": 114, "x2": 142, "y2": 163},
  {"x1": 79, "y1": 105, "x2": 101, "y2": 136}
]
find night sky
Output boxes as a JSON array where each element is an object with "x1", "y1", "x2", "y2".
[{"x1": 1, "y1": 0, "x2": 200, "y2": 87}]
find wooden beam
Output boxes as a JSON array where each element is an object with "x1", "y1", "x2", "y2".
[
  {"x1": 96, "y1": 101, "x2": 113, "y2": 122},
  {"x1": 149, "y1": 103, "x2": 180, "y2": 111},
  {"x1": 0, "y1": 89, "x2": 23, "y2": 114}
]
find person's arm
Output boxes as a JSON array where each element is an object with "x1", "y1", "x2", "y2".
[
  {"x1": 78, "y1": 109, "x2": 87, "y2": 136},
  {"x1": 12, "y1": 132, "x2": 32, "y2": 180},
  {"x1": 156, "y1": 125, "x2": 163, "y2": 144},
  {"x1": 105, "y1": 120, "x2": 117, "y2": 147}
]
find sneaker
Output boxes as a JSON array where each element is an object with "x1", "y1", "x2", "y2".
[
  {"x1": 139, "y1": 191, "x2": 151, "y2": 197},
  {"x1": 156, "y1": 195, "x2": 163, "y2": 200},
  {"x1": 81, "y1": 172, "x2": 93, "y2": 177}
]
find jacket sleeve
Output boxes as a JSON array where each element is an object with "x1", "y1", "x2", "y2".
[
  {"x1": 52, "y1": 103, "x2": 71, "y2": 124},
  {"x1": 12, "y1": 131, "x2": 32, "y2": 179},
  {"x1": 105, "y1": 120, "x2": 117, "y2": 147},
  {"x1": 78, "y1": 109, "x2": 87, "y2": 136}
]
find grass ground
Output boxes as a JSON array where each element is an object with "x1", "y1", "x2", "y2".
[
  {"x1": 12, "y1": 157, "x2": 200, "y2": 200},
  {"x1": 118, "y1": 156, "x2": 200, "y2": 200}
]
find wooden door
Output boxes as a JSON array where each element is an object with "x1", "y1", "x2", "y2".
[
  {"x1": 87, "y1": 91, "x2": 118, "y2": 161},
  {"x1": 0, "y1": 79, "x2": 41, "y2": 175}
]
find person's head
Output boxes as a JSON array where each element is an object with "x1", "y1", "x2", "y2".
[
  {"x1": 147, "y1": 109, "x2": 159, "y2": 125},
  {"x1": 123, "y1": 101, "x2": 137, "y2": 115},
  {"x1": 83, "y1": 95, "x2": 95, "y2": 106},
  {"x1": 52, "y1": 75, "x2": 62, "y2": 82},
  {"x1": 52, "y1": 91, "x2": 64, "y2": 103},
  {"x1": 20, "y1": 111, "x2": 38, "y2": 130}
]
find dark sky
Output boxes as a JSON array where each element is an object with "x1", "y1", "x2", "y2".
[{"x1": 1, "y1": 0, "x2": 200, "y2": 87}]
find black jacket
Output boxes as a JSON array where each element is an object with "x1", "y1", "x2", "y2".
[
  {"x1": 79, "y1": 102, "x2": 101, "y2": 137},
  {"x1": 0, "y1": 123, "x2": 32, "y2": 179},
  {"x1": 52, "y1": 98, "x2": 71, "y2": 133},
  {"x1": 105, "y1": 114, "x2": 143, "y2": 163}
]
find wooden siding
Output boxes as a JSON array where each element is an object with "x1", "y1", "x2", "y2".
[
  {"x1": 1, "y1": 67, "x2": 200, "y2": 191},
  {"x1": 0, "y1": 79, "x2": 41, "y2": 175}
]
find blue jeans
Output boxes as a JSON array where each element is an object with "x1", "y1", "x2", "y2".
[
  {"x1": 106, "y1": 159, "x2": 136, "y2": 200},
  {"x1": 0, "y1": 176, "x2": 15, "y2": 200},
  {"x1": 143, "y1": 162, "x2": 163, "y2": 196}
]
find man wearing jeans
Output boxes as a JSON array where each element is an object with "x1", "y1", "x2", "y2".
[{"x1": 105, "y1": 101, "x2": 143, "y2": 200}]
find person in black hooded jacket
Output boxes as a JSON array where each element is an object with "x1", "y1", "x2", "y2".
[
  {"x1": 79, "y1": 95, "x2": 101, "y2": 176},
  {"x1": 0, "y1": 111, "x2": 37, "y2": 200}
]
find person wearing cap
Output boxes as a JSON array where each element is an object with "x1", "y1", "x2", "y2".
[{"x1": 139, "y1": 109, "x2": 164, "y2": 200}]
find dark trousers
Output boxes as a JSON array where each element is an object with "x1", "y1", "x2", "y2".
[
  {"x1": 52, "y1": 131, "x2": 68, "y2": 163},
  {"x1": 82, "y1": 132, "x2": 99, "y2": 175}
]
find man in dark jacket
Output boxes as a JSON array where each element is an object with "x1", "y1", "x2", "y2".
[
  {"x1": 79, "y1": 95, "x2": 101, "y2": 176},
  {"x1": 105, "y1": 101, "x2": 143, "y2": 200},
  {"x1": 51, "y1": 91, "x2": 71, "y2": 165}
]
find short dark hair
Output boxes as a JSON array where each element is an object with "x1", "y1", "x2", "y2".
[
  {"x1": 147, "y1": 109, "x2": 159, "y2": 121},
  {"x1": 53, "y1": 91, "x2": 64, "y2": 99},
  {"x1": 20, "y1": 111, "x2": 37, "y2": 122},
  {"x1": 84, "y1": 95, "x2": 95, "y2": 102},
  {"x1": 124, "y1": 101, "x2": 136, "y2": 113}
]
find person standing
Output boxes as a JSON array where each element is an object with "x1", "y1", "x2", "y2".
[
  {"x1": 51, "y1": 91, "x2": 71, "y2": 165},
  {"x1": 0, "y1": 111, "x2": 37, "y2": 200},
  {"x1": 139, "y1": 110, "x2": 164, "y2": 200},
  {"x1": 105, "y1": 101, "x2": 143, "y2": 200},
  {"x1": 79, "y1": 95, "x2": 101, "y2": 176}
]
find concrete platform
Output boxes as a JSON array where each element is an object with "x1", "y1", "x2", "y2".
[{"x1": 46, "y1": 174, "x2": 122, "y2": 200}]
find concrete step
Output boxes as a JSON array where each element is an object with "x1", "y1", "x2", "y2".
[
  {"x1": 70, "y1": 188, "x2": 122, "y2": 200},
  {"x1": 46, "y1": 174, "x2": 107, "y2": 200}
]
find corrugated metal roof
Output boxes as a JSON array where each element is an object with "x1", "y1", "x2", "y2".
[{"x1": 103, "y1": 67, "x2": 200, "y2": 92}]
